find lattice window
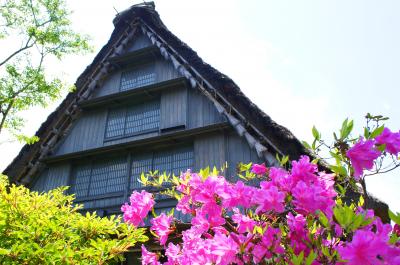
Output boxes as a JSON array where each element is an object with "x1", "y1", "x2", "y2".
[
  {"x1": 105, "y1": 100, "x2": 160, "y2": 140},
  {"x1": 105, "y1": 108, "x2": 125, "y2": 139},
  {"x1": 130, "y1": 146, "x2": 194, "y2": 190},
  {"x1": 120, "y1": 66, "x2": 156, "y2": 91},
  {"x1": 130, "y1": 154, "x2": 152, "y2": 189},
  {"x1": 71, "y1": 164, "x2": 91, "y2": 198},
  {"x1": 71, "y1": 157, "x2": 127, "y2": 199}
]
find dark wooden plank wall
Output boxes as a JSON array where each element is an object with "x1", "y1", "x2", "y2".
[
  {"x1": 126, "y1": 33, "x2": 153, "y2": 53},
  {"x1": 160, "y1": 87, "x2": 187, "y2": 129},
  {"x1": 54, "y1": 89, "x2": 226, "y2": 156},
  {"x1": 91, "y1": 59, "x2": 182, "y2": 99},
  {"x1": 54, "y1": 109, "x2": 107, "y2": 156},
  {"x1": 187, "y1": 89, "x2": 226, "y2": 129},
  {"x1": 31, "y1": 163, "x2": 70, "y2": 192},
  {"x1": 225, "y1": 131, "x2": 264, "y2": 181},
  {"x1": 193, "y1": 130, "x2": 269, "y2": 180},
  {"x1": 194, "y1": 132, "x2": 226, "y2": 170},
  {"x1": 33, "y1": 130, "x2": 271, "y2": 210}
]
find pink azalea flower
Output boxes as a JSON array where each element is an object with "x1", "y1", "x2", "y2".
[
  {"x1": 209, "y1": 233, "x2": 239, "y2": 265},
  {"x1": 287, "y1": 213, "x2": 310, "y2": 255},
  {"x1": 197, "y1": 202, "x2": 226, "y2": 227},
  {"x1": 346, "y1": 138, "x2": 381, "y2": 179},
  {"x1": 141, "y1": 245, "x2": 160, "y2": 265},
  {"x1": 251, "y1": 163, "x2": 268, "y2": 175},
  {"x1": 375, "y1": 127, "x2": 400, "y2": 155},
  {"x1": 150, "y1": 213, "x2": 173, "y2": 245},
  {"x1": 232, "y1": 208, "x2": 256, "y2": 234},
  {"x1": 269, "y1": 167, "x2": 292, "y2": 192},
  {"x1": 176, "y1": 194, "x2": 192, "y2": 214},
  {"x1": 254, "y1": 183, "x2": 285, "y2": 213},
  {"x1": 291, "y1": 179, "x2": 336, "y2": 217},
  {"x1": 252, "y1": 227, "x2": 284, "y2": 263},
  {"x1": 290, "y1": 156, "x2": 318, "y2": 184},
  {"x1": 393, "y1": 224, "x2": 400, "y2": 237},
  {"x1": 222, "y1": 181, "x2": 257, "y2": 209},
  {"x1": 165, "y1": 243, "x2": 181, "y2": 264},
  {"x1": 338, "y1": 230, "x2": 387, "y2": 265},
  {"x1": 121, "y1": 190, "x2": 155, "y2": 226}
]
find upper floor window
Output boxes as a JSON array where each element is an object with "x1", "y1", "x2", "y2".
[
  {"x1": 104, "y1": 100, "x2": 160, "y2": 140},
  {"x1": 71, "y1": 156, "x2": 127, "y2": 199},
  {"x1": 120, "y1": 64, "x2": 156, "y2": 91}
]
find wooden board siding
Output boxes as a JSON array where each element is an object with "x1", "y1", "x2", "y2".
[
  {"x1": 226, "y1": 131, "x2": 264, "y2": 181},
  {"x1": 53, "y1": 87, "x2": 227, "y2": 157},
  {"x1": 54, "y1": 109, "x2": 107, "y2": 156},
  {"x1": 90, "y1": 59, "x2": 182, "y2": 99},
  {"x1": 79, "y1": 196, "x2": 126, "y2": 210},
  {"x1": 160, "y1": 87, "x2": 187, "y2": 130},
  {"x1": 194, "y1": 133, "x2": 226, "y2": 171},
  {"x1": 126, "y1": 33, "x2": 153, "y2": 53},
  {"x1": 187, "y1": 89, "x2": 226, "y2": 129},
  {"x1": 91, "y1": 71, "x2": 122, "y2": 98},
  {"x1": 31, "y1": 163, "x2": 70, "y2": 192},
  {"x1": 193, "y1": 130, "x2": 271, "y2": 180}
]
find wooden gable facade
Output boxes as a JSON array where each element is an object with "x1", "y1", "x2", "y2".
[{"x1": 4, "y1": 3, "x2": 310, "y2": 217}]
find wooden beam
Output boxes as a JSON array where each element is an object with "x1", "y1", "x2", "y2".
[{"x1": 43, "y1": 122, "x2": 230, "y2": 163}]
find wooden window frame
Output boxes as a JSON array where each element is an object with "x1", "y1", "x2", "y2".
[{"x1": 104, "y1": 99, "x2": 161, "y2": 142}]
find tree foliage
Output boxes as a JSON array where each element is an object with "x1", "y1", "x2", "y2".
[
  {"x1": 0, "y1": 175, "x2": 148, "y2": 264},
  {"x1": 0, "y1": 0, "x2": 91, "y2": 139}
]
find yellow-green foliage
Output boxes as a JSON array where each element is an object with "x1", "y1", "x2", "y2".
[{"x1": 0, "y1": 175, "x2": 147, "y2": 264}]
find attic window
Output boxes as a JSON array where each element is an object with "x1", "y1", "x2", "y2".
[
  {"x1": 71, "y1": 156, "x2": 127, "y2": 199},
  {"x1": 120, "y1": 65, "x2": 156, "y2": 91},
  {"x1": 104, "y1": 100, "x2": 160, "y2": 140},
  {"x1": 130, "y1": 145, "x2": 194, "y2": 189}
]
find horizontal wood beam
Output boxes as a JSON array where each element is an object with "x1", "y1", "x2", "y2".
[
  {"x1": 43, "y1": 122, "x2": 230, "y2": 163},
  {"x1": 79, "y1": 77, "x2": 187, "y2": 109}
]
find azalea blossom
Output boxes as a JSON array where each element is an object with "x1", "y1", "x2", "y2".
[
  {"x1": 141, "y1": 245, "x2": 160, "y2": 265},
  {"x1": 338, "y1": 230, "x2": 386, "y2": 265},
  {"x1": 251, "y1": 163, "x2": 268, "y2": 175},
  {"x1": 121, "y1": 133, "x2": 400, "y2": 265},
  {"x1": 346, "y1": 138, "x2": 381, "y2": 179},
  {"x1": 150, "y1": 213, "x2": 174, "y2": 245},
  {"x1": 121, "y1": 190, "x2": 155, "y2": 226},
  {"x1": 375, "y1": 127, "x2": 400, "y2": 155}
]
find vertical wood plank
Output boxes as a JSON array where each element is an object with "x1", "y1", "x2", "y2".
[{"x1": 160, "y1": 87, "x2": 187, "y2": 129}]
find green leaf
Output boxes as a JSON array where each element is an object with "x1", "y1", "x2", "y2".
[
  {"x1": 318, "y1": 211, "x2": 329, "y2": 228},
  {"x1": 364, "y1": 127, "x2": 370, "y2": 138},
  {"x1": 280, "y1": 155, "x2": 289, "y2": 166},
  {"x1": 342, "y1": 119, "x2": 353, "y2": 139},
  {"x1": 389, "y1": 209, "x2": 400, "y2": 225},
  {"x1": 329, "y1": 165, "x2": 347, "y2": 176},
  {"x1": 339, "y1": 118, "x2": 349, "y2": 139},
  {"x1": 358, "y1": 196, "x2": 364, "y2": 207},
  {"x1": 291, "y1": 251, "x2": 304, "y2": 265},
  {"x1": 370, "y1": 125, "x2": 385, "y2": 138},
  {"x1": 312, "y1": 126, "x2": 320, "y2": 140},
  {"x1": 376, "y1": 144, "x2": 386, "y2": 152},
  {"x1": 0, "y1": 248, "x2": 10, "y2": 255},
  {"x1": 305, "y1": 250, "x2": 318, "y2": 265}
]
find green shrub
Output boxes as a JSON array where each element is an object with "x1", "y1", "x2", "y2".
[{"x1": 0, "y1": 175, "x2": 147, "y2": 264}]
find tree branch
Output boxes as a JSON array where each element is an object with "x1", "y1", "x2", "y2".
[{"x1": 0, "y1": 37, "x2": 35, "y2": 67}]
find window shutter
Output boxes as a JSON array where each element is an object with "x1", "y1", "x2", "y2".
[
  {"x1": 120, "y1": 64, "x2": 156, "y2": 91},
  {"x1": 105, "y1": 100, "x2": 160, "y2": 141}
]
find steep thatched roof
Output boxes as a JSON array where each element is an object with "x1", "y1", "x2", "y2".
[{"x1": 5, "y1": 2, "x2": 309, "y2": 182}]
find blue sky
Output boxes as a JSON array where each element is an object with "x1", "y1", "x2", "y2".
[{"x1": 1, "y1": 0, "x2": 399, "y2": 211}]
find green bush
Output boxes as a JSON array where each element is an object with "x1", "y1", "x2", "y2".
[{"x1": 0, "y1": 175, "x2": 147, "y2": 264}]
